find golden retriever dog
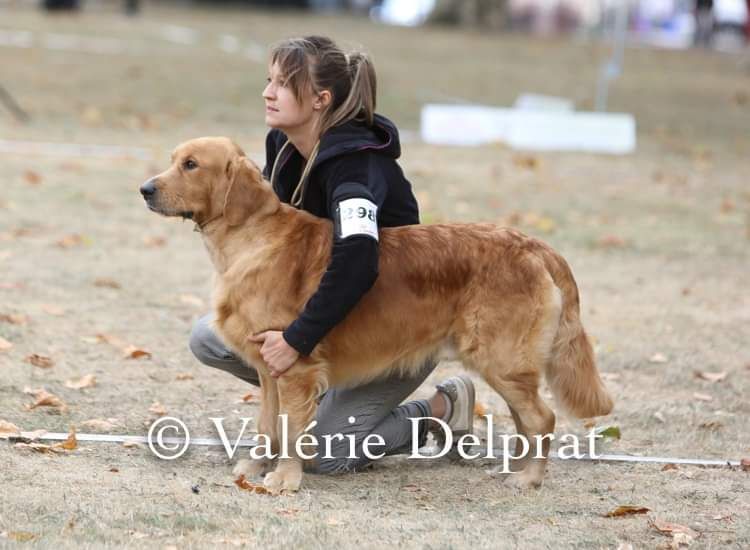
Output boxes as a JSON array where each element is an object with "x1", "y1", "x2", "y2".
[{"x1": 141, "y1": 137, "x2": 613, "y2": 493}]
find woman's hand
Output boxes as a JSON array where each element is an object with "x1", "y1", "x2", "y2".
[{"x1": 248, "y1": 330, "x2": 299, "y2": 378}]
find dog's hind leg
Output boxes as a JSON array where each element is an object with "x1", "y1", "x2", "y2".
[
  {"x1": 263, "y1": 365, "x2": 326, "y2": 494},
  {"x1": 233, "y1": 370, "x2": 280, "y2": 479}
]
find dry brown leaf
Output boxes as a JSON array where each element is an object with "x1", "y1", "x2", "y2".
[
  {"x1": 23, "y1": 170, "x2": 42, "y2": 185},
  {"x1": 14, "y1": 442, "x2": 63, "y2": 454},
  {"x1": 604, "y1": 505, "x2": 650, "y2": 518},
  {"x1": 512, "y1": 154, "x2": 540, "y2": 171},
  {"x1": 649, "y1": 353, "x2": 668, "y2": 364},
  {"x1": 661, "y1": 463, "x2": 679, "y2": 471},
  {"x1": 175, "y1": 373, "x2": 194, "y2": 381},
  {"x1": 650, "y1": 519, "x2": 699, "y2": 540},
  {"x1": 142, "y1": 236, "x2": 166, "y2": 247},
  {"x1": 23, "y1": 388, "x2": 68, "y2": 413},
  {"x1": 80, "y1": 418, "x2": 118, "y2": 431},
  {"x1": 123, "y1": 345, "x2": 152, "y2": 360},
  {"x1": 93, "y1": 278, "x2": 121, "y2": 289},
  {"x1": 109, "y1": 467, "x2": 119, "y2": 473},
  {"x1": 5, "y1": 531, "x2": 37, "y2": 542},
  {"x1": 692, "y1": 392, "x2": 712, "y2": 402},
  {"x1": 122, "y1": 441, "x2": 143, "y2": 449},
  {"x1": 58, "y1": 428, "x2": 77, "y2": 450},
  {"x1": 698, "y1": 421, "x2": 723, "y2": 431},
  {"x1": 56, "y1": 234, "x2": 84, "y2": 248},
  {"x1": 65, "y1": 374, "x2": 96, "y2": 389},
  {"x1": 234, "y1": 475, "x2": 273, "y2": 495},
  {"x1": 0, "y1": 313, "x2": 28, "y2": 325},
  {"x1": 740, "y1": 458, "x2": 750, "y2": 472},
  {"x1": 473, "y1": 401, "x2": 488, "y2": 417},
  {"x1": 0, "y1": 420, "x2": 21, "y2": 438},
  {"x1": 40, "y1": 304, "x2": 65, "y2": 316},
  {"x1": 596, "y1": 235, "x2": 627, "y2": 248},
  {"x1": 0, "y1": 337, "x2": 12, "y2": 351},
  {"x1": 25, "y1": 354, "x2": 54, "y2": 369},
  {"x1": 148, "y1": 402, "x2": 167, "y2": 416},
  {"x1": 179, "y1": 294, "x2": 204, "y2": 307},
  {"x1": 693, "y1": 371, "x2": 727, "y2": 383},
  {"x1": 96, "y1": 333, "x2": 127, "y2": 348},
  {"x1": 241, "y1": 392, "x2": 256, "y2": 402}
]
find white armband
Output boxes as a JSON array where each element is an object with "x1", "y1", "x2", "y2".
[{"x1": 336, "y1": 197, "x2": 379, "y2": 241}]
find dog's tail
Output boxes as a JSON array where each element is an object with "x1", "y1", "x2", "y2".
[{"x1": 537, "y1": 245, "x2": 613, "y2": 419}]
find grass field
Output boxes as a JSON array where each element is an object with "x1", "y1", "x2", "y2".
[{"x1": 1, "y1": 2, "x2": 749, "y2": 548}]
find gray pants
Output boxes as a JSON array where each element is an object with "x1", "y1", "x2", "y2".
[{"x1": 189, "y1": 314, "x2": 437, "y2": 474}]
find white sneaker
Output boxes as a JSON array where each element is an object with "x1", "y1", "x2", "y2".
[{"x1": 434, "y1": 374, "x2": 475, "y2": 439}]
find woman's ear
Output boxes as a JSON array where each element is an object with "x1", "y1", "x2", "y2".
[
  {"x1": 223, "y1": 157, "x2": 261, "y2": 226},
  {"x1": 314, "y1": 89, "x2": 332, "y2": 110}
]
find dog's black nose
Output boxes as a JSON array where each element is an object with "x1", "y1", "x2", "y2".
[{"x1": 140, "y1": 180, "x2": 157, "y2": 198}]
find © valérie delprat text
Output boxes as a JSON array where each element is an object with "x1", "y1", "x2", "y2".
[{"x1": 147, "y1": 414, "x2": 605, "y2": 472}]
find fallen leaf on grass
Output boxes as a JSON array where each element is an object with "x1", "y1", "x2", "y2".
[
  {"x1": 0, "y1": 313, "x2": 28, "y2": 325},
  {"x1": 56, "y1": 234, "x2": 86, "y2": 248},
  {"x1": 661, "y1": 463, "x2": 679, "y2": 471},
  {"x1": 596, "y1": 235, "x2": 627, "y2": 249},
  {"x1": 698, "y1": 421, "x2": 723, "y2": 431},
  {"x1": 148, "y1": 402, "x2": 167, "y2": 416},
  {"x1": 23, "y1": 388, "x2": 68, "y2": 413},
  {"x1": 474, "y1": 401, "x2": 488, "y2": 417},
  {"x1": 25, "y1": 354, "x2": 54, "y2": 368},
  {"x1": 142, "y1": 236, "x2": 166, "y2": 247},
  {"x1": 1, "y1": 531, "x2": 36, "y2": 542},
  {"x1": 650, "y1": 519, "x2": 700, "y2": 544},
  {"x1": 604, "y1": 505, "x2": 650, "y2": 518},
  {"x1": 649, "y1": 353, "x2": 668, "y2": 364},
  {"x1": 512, "y1": 154, "x2": 540, "y2": 171},
  {"x1": 595, "y1": 425, "x2": 621, "y2": 440},
  {"x1": 123, "y1": 345, "x2": 151, "y2": 360},
  {"x1": 40, "y1": 304, "x2": 65, "y2": 316},
  {"x1": 692, "y1": 392, "x2": 713, "y2": 402},
  {"x1": 693, "y1": 371, "x2": 727, "y2": 383},
  {"x1": 0, "y1": 420, "x2": 21, "y2": 438},
  {"x1": 0, "y1": 337, "x2": 12, "y2": 351},
  {"x1": 65, "y1": 374, "x2": 96, "y2": 389},
  {"x1": 234, "y1": 475, "x2": 273, "y2": 495},
  {"x1": 23, "y1": 170, "x2": 42, "y2": 185},
  {"x1": 93, "y1": 278, "x2": 121, "y2": 289},
  {"x1": 240, "y1": 392, "x2": 255, "y2": 402},
  {"x1": 58, "y1": 427, "x2": 77, "y2": 450}
]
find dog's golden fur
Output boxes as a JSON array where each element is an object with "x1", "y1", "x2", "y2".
[{"x1": 144, "y1": 137, "x2": 613, "y2": 493}]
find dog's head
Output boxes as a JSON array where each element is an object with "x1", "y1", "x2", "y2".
[{"x1": 140, "y1": 137, "x2": 275, "y2": 227}]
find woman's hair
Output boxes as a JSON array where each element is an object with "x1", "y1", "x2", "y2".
[{"x1": 269, "y1": 36, "x2": 377, "y2": 136}]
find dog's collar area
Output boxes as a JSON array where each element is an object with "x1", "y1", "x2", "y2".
[{"x1": 193, "y1": 213, "x2": 223, "y2": 233}]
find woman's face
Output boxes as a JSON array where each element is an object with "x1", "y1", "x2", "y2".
[{"x1": 262, "y1": 62, "x2": 316, "y2": 132}]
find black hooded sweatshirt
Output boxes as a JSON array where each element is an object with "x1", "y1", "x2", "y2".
[{"x1": 262, "y1": 113, "x2": 419, "y2": 356}]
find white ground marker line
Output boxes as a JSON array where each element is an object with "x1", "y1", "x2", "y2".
[{"x1": 8, "y1": 432, "x2": 744, "y2": 467}]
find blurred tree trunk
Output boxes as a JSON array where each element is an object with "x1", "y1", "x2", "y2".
[{"x1": 428, "y1": 0, "x2": 508, "y2": 30}]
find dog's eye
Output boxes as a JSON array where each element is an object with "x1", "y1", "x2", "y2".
[{"x1": 183, "y1": 159, "x2": 197, "y2": 170}]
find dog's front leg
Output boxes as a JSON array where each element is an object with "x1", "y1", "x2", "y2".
[
  {"x1": 232, "y1": 370, "x2": 280, "y2": 480},
  {"x1": 263, "y1": 367, "x2": 322, "y2": 494}
]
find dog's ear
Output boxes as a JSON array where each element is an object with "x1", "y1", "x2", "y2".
[{"x1": 223, "y1": 156, "x2": 272, "y2": 226}]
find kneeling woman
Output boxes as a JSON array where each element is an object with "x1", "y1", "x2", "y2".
[{"x1": 189, "y1": 35, "x2": 474, "y2": 474}]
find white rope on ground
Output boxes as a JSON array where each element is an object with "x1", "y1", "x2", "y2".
[
  {"x1": 0, "y1": 139, "x2": 154, "y2": 160},
  {"x1": 9, "y1": 432, "x2": 743, "y2": 467}
]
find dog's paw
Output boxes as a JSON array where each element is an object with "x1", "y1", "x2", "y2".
[
  {"x1": 263, "y1": 469, "x2": 302, "y2": 494},
  {"x1": 233, "y1": 458, "x2": 269, "y2": 479}
]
